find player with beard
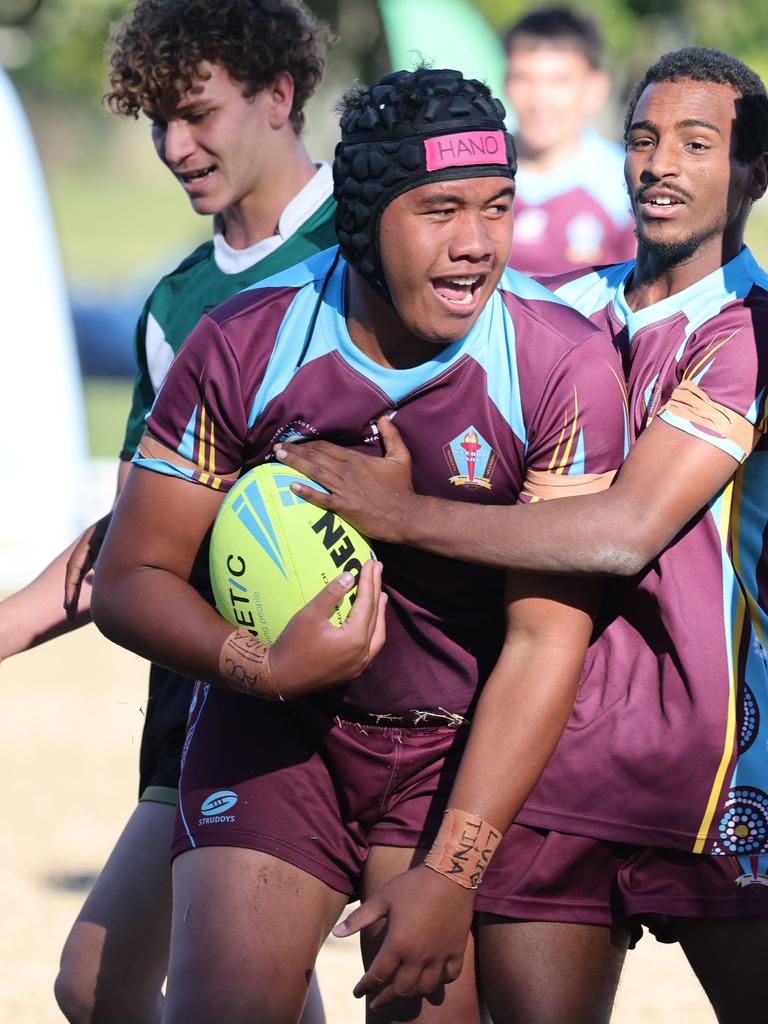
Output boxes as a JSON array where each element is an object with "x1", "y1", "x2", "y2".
[
  {"x1": 90, "y1": 67, "x2": 627, "y2": 1022},
  {"x1": 275, "y1": 47, "x2": 768, "y2": 1023}
]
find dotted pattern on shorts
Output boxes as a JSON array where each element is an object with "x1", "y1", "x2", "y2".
[{"x1": 717, "y1": 787, "x2": 768, "y2": 854}]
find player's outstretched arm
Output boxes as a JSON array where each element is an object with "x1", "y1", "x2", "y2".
[
  {"x1": 92, "y1": 461, "x2": 386, "y2": 699},
  {"x1": 278, "y1": 415, "x2": 740, "y2": 577},
  {"x1": 0, "y1": 458, "x2": 134, "y2": 665},
  {"x1": 333, "y1": 572, "x2": 600, "y2": 1009},
  {"x1": 0, "y1": 541, "x2": 93, "y2": 663}
]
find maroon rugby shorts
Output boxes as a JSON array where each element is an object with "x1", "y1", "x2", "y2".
[
  {"x1": 475, "y1": 822, "x2": 768, "y2": 942},
  {"x1": 173, "y1": 684, "x2": 468, "y2": 895}
]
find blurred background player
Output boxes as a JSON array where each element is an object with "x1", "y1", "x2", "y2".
[
  {"x1": 0, "y1": 1, "x2": 334, "y2": 1021},
  {"x1": 504, "y1": 5, "x2": 636, "y2": 275}
]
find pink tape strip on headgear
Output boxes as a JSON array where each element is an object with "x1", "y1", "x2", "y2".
[{"x1": 423, "y1": 130, "x2": 507, "y2": 172}]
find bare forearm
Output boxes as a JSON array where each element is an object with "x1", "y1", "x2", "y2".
[
  {"x1": 447, "y1": 638, "x2": 585, "y2": 831},
  {"x1": 397, "y1": 491, "x2": 640, "y2": 575},
  {"x1": 92, "y1": 558, "x2": 383, "y2": 701},
  {"x1": 0, "y1": 543, "x2": 92, "y2": 660},
  {"x1": 281, "y1": 419, "x2": 727, "y2": 577},
  {"x1": 91, "y1": 565, "x2": 231, "y2": 684}
]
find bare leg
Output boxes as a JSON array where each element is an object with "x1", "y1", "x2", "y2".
[
  {"x1": 162, "y1": 847, "x2": 346, "y2": 1024},
  {"x1": 302, "y1": 972, "x2": 326, "y2": 1024},
  {"x1": 672, "y1": 915, "x2": 768, "y2": 1024},
  {"x1": 360, "y1": 846, "x2": 482, "y2": 1024},
  {"x1": 477, "y1": 915, "x2": 630, "y2": 1024},
  {"x1": 54, "y1": 801, "x2": 175, "y2": 1024}
]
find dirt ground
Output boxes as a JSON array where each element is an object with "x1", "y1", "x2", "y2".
[{"x1": 1, "y1": 626, "x2": 716, "y2": 1023}]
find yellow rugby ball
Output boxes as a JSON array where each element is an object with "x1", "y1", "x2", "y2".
[{"x1": 209, "y1": 463, "x2": 375, "y2": 643}]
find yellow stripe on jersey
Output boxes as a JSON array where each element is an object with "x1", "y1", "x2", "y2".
[
  {"x1": 683, "y1": 328, "x2": 741, "y2": 383},
  {"x1": 198, "y1": 404, "x2": 208, "y2": 470},
  {"x1": 547, "y1": 386, "x2": 581, "y2": 474},
  {"x1": 547, "y1": 410, "x2": 569, "y2": 472},
  {"x1": 693, "y1": 478, "x2": 742, "y2": 853},
  {"x1": 556, "y1": 386, "x2": 579, "y2": 475},
  {"x1": 198, "y1": 472, "x2": 224, "y2": 490}
]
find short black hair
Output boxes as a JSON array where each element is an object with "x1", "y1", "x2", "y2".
[
  {"x1": 624, "y1": 46, "x2": 768, "y2": 162},
  {"x1": 335, "y1": 65, "x2": 507, "y2": 134},
  {"x1": 502, "y1": 6, "x2": 603, "y2": 70}
]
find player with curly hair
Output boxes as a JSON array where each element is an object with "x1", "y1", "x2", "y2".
[{"x1": 0, "y1": 2, "x2": 337, "y2": 1021}]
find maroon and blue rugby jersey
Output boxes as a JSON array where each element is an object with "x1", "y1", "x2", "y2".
[
  {"x1": 518, "y1": 248, "x2": 768, "y2": 875},
  {"x1": 136, "y1": 247, "x2": 626, "y2": 719}
]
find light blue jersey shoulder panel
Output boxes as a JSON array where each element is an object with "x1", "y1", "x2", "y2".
[
  {"x1": 248, "y1": 249, "x2": 492, "y2": 423},
  {"x1": 554, "y1": 262, "x2": 633, "y2": 320},
  {"x1": 242, "y1": 244, "x2": 338, "y2": 293},
  {"x1": 247, "y1": 248, "x2": 341, "y2": 426},
  {"x1": 613, "y1": 248, "x2": 763, "y2": 358}
]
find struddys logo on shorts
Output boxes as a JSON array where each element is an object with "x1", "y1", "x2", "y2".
[{"x1": 199, "y1": 789, "x2": 238, "y2": 825}]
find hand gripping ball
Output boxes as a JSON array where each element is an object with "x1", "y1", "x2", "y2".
[{"x1": 209, "y1": 463, "x2": 375, "y2": 643}]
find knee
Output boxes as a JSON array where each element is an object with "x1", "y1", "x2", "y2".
[
  {"x1": 54, "y1": 965, "x2": 95, "y2": 1024},
  {"x1": 54, "y1": 962, "x2": 161, "y2": 1024}
]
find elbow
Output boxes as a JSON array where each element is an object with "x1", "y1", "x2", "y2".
[
  {"x1": 90, "y1": 569, "x2": 123, "y2": 644},
  {"x1": 590, "y1": 530, "x2": 660, "y2": 577},
  {"x1": 89, "y1": 581, "x2": 110, "y2": 640},
  {"x1": 597, "y1": 546, "x2": 651, "y2": 577},
  {"x1": 584, "y1": 492, "x2": 662, "y2": 577}
]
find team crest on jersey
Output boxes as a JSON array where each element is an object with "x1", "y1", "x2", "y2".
[{"x1": 444, "y1": 427, "x2": 497, "y2": 490}]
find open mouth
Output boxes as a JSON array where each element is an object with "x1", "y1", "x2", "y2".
[
  {"x1": 432, "y1": 275, "x2": 485, "y2": 307},
  {"x1": 638, "y1": 190, "x2": 687, "y2": 216},
  {"x1": 178, "y1": 165, "x2": 216, "y2": 186}
]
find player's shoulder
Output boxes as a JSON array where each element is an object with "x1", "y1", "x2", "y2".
[
  {"x1": 684, "y1": 248, "x2": 768, "y2": 346},
  {"x1": 142, "y1": 239, "x2": 215, "y2": 310},
  {"x1": 738, "y1": 252, "x2": 768, "y2": 324},
  {"x1": 206, "y1": 245, "x2": 339, "y2": 330},
  {"x1": 498, "y1": 265, "x2": 611, "y2": 353},
  {"x1": 157, "y1": 239, "x2": 214, "y2": 287},
  {"x1": 536, "y1": 262, "x2": 632, "y2": 319}
]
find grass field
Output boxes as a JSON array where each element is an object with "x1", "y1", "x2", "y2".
[
  {"x1": 83, "y1": 378, "x2": 133, "y2": 457},
  {"x1": 2, "y1": 626, "x2": 717, "y2": 1023}
]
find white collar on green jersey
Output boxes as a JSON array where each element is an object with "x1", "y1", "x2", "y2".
[{"x1": 212, "y1": 161, "x2": 333, "y2": 274}]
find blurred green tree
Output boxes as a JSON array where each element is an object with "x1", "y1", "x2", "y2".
[
  {"x1": 8, "y1": 1, "x2": 768, "y2": 104},
  {"x1": 9, "y1": 0, "x2": 128, "y2": 102},
  {"x1": 474, "y1": 0, "x2": 768, "y2": 92}
]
